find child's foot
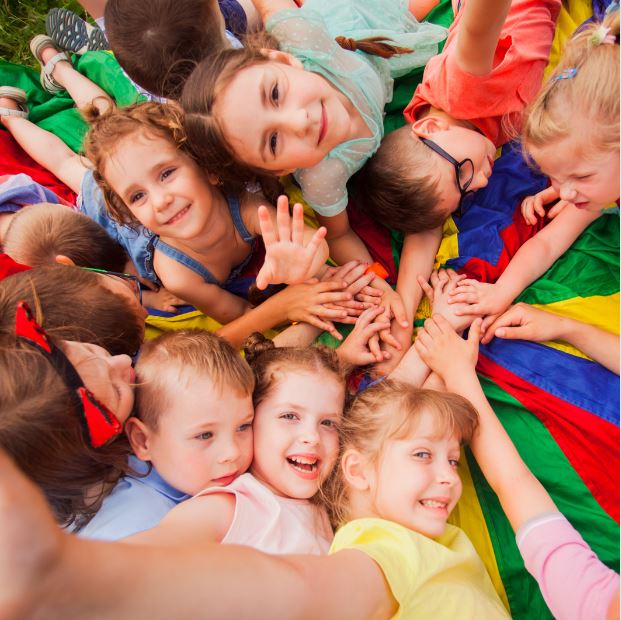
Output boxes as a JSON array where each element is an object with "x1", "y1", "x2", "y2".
[
  {"x1": 46, "y1": 7, "x2": 109, "y2": 55},
  {"x1": 29, "y1": 35, "x2": 72, "y2": 94},
  {"x1": 0, "y1": 87, "x2": 28, "y2": 124}
]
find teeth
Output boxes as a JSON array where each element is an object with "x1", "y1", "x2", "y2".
[
  {"x1": 420, "y1": 500, "x2": 447, "y2": 509},
  {"x1": 287, "y1": 456, "x2": 318, "y2": 472}
]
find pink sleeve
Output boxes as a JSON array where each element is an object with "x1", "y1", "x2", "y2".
[{"x1": 516, "y1": 512, "x2": 619, "y2": 620}]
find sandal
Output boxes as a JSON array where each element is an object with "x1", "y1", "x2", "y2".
[
  {"x1": 29, "y1": 35, "x2": 72, "y2": 94},
  {"x1": 45, "y1": 8, "x2": 109, "y2": 55},
  {"x1": 0, "y1": 86, "x2": 29, "y2": 119}
]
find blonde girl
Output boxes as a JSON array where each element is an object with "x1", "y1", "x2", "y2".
[
  {"x1": 448, "y1": 10, "x2": 619, "y2": 326},
  {"x1": 125, "y1": 336, "x2": 347, "y2": 555}
]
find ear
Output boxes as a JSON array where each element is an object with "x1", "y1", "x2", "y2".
[
  {"x1": 125, "y1": 417, "x2": 154, "y2": 462},
  {"x1": 411, "y1": 115, "x2": 450, "y2": 138},
  {"x1": 54, "y1": 254, "x2": 75, "y2": 266},
  {"x1": 341, "y1": 448, "x2": 372, "y2": 492},
  {"x1": 259, "y1": 48, "x2": 304, "y2": 69},
  {"x1": 206, "y1": 172, "x2": 222, "y2": 187}
]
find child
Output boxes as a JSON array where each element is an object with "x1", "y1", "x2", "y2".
[
  {"x1": 126, "y1": 335, "x2": 346, "y2": 554},
  {"x1": 0, "y1": 300, "x2": 135, "y2": 529},
  {"x1": 447, "y1": 12, "x2": 619, "y2": 326},
  {"x1": 79, "y1": 329, "x2": 256, "y2": 541},
  {"x1": 414, "y1": 314, "x2": 620, "y2": 620},
  {"x1": 180, "y1": 0, "x2": 448, "y2": 327}
]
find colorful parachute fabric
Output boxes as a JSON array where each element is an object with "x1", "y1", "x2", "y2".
[{"x1": 0, "y1": 0, "x2": 618, "y2": 617}]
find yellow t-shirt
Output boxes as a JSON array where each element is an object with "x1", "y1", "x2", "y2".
[{"x1": 329, "y1": 518, "x2": 509, "y2": 620}]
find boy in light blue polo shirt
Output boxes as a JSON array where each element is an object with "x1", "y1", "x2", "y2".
[{"x1": 78, "y1": 329, "x2": 256, "y2": 541}]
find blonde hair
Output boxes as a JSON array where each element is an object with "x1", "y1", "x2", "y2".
[
  {"x1": 523, "y1": 11, "x2": 620, "y2": 155},
  {"x1": 135, "y1": 329, "x2": 255, "y2": 430},
  {"x1": 325, "y1": 381, "x2": 479, "y2": 527},
  {"x1": 3, "y1": 203, "x2": 127, "y2": 272}
]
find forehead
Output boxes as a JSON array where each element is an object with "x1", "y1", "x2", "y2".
[
  {"x1": 389, "y1": 407, "x2": 460, "y2": 447},
  {"x1": 262, "y1": 369, "x2": 344, "y2": 407}
]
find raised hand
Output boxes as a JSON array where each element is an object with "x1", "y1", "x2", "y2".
[
  {"x1": 256, "y1": 196, "x2": 327, "y2": 290},
  {"x1": 336, "y1": 306, "x2": 392, "y2": 366}
]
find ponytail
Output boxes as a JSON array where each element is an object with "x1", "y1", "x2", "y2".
[{"x1": 335, "y1": 35, "x2": 412, "y2": 59}]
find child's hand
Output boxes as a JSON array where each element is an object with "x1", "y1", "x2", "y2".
[
  {"x1": 481, "y1": 303, "x2": 566, "y2": 344},
  {"x1": 417, "y1": 269, "x2": 479, "y2": 333},
  {"x1": 336, "y1": 306, "x2": 392, "y2": 366},
  {"x1": 319, "y1": 261, "x2": 375, "y2": 322},
  {"x1": 141, "y1": 287, "x2": 186, "y2": 313},
  {"x1": 281, "y1": 280, "x2": 352, "y2": 341},
  {"x1": 521, "y1": 186, "x2": 569, "y2": 225},
  {"x1": 448, "y1": 279, "x2": 511, "y2": 318},
  {"x1": 414, "y1": 314, "x2": 482, "y2": 381},
  {"x1": 256, "y1": 196, "x2": 327, "y2": 290}
]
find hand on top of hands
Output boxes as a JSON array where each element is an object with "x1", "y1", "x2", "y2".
[
  {"x1": 414, "y1": 314, "x2": 482, "y2": 381},
  {"x1": 448, "y1": 279, "x2": 511, "y2": 319},
  {"x1": 256, "y1": 195, "x2": 327, "y2": 290},
  {"x1": 336, "y1": 306, "x2": 392, "y2": 366},
  {"x1": 417, "y1": 269, "x2": 480, "y2": 333},
  {"x1": 521, "y1": 186, "x2": 570, "y2": 226}
]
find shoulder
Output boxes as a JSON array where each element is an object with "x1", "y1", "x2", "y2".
[{"x1": 153, "y1": 249, "x2": 218, "y2": 292}]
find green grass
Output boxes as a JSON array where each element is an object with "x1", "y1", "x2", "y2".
[{"x1": 0, "y1": 0, "x2": 90, "y2": 66}]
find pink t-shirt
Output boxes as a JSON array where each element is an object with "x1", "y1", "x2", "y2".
[
  {"x1": 404, "y1": 0, "x2": 561, "y2": 146},
  {"x1": 195, "y1": 473, "x2": 333, "y2": 555},
  {"x1": 516, "y1": 512, "x2": 619, "y2": 620}
]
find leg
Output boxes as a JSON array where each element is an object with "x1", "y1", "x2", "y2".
[
  {"x1": 0, "y1": 104, "x2": 87, "y2": 194},
  {"x1": 77, "y1": 0, "x2": 108, "y2": 20}
]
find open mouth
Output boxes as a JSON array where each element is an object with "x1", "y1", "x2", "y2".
[
  {"x1": 318, "y1": 102, "x2": 328, "y2": 145},
  {"x1": 573, "y1": 201, "x2": 589, "y2": 209},
  {"x1": 164, "y1": 205, "x2": 190, "y2": 226},
  {"x1": 287, "y1": 455, "x2": 320, "y2": 479},
  {"x1": 419, "y1": 499, "x2": 449, "y2": 511}
]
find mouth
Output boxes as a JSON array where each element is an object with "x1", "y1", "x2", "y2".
[
  {"x1": 317, "y1": 102, "x2": 328, "y2": 146},
  {"x1": 287, "y1": 455, "x2": 320, "y2": 480},
  {"x1": 419, "y1": 498, "x2": 450, "y2": 513},
  {"x1": 573, "y1": 201, "x2": 590, "y2": 209},
  {"x1": 164, "y1": 205, "x2": 190, "y2": 226},
  {"x1": 211, "y1": 472, "x2": 238, "y2": 486}
]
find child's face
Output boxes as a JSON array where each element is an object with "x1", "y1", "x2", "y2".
[
  {"x1": 414, "y1": 125, "x2": 496, "y2": 218},
  {"x1": 214, "y1": 58, "x2": 356, "y2": 175},
  {"x1": 141, "y1": 371, "x2": 254, "y2": 496},
  {"x1": 367, "y1": 409, "x2": 462, "y2": 538},
  {"x1": 527, "y1": 137, "x2": 620, "y2": 212},
  {"x1": 62, "y1": 340, "x2": 135, "y2": 425},
  {"x1": 103, "y1": 132, "x2": 218, "y2": 240},
  {"x1": 251, "y1": 370, "x2": 344, "y2": 499}
]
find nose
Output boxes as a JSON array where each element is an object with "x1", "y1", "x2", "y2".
[
  {"x1": 436, "y1": 461, "x2": 460, "y2": 486},
  {"x1": 108, "y1": 354, "x2": 133, "y2": 379},
  {"x1": 152, "y1": 187, "x2": 173, "y2": 211},
  {"x1": 299, "y1": 423, "x2": 320, "y2": 446},
  {"x1": 558, "y1": 181, "x2": 577, "y2": 202},
  {"x1": 284, "y1": 108, "x2": 311, "y2": 137},
  {"x1": 217, "y1": 435, "x2": 241, "y2": 464}
]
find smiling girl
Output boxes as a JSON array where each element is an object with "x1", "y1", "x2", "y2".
[{"x1": 126, "y1": 335, "x2": 346, "y2": 554}]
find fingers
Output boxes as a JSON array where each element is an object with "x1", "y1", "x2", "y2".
[
  {"x1": 305, "y1": 225, "x2": 327, "y2": 258},
  {"x1": 388, "y1": 293, "x2": 409, "y2": 328},
  {"x1": 468, "y1": 317, "x2": 482, "y2": 344},
  {"x1": 547, "y1": 200, "x2": 568, "y2": 219},
  {"x1": 445, "y1": 269, "x2": 464, "y2": 283},
  {"x1": 306, "y1": 315, "x2": 342, "y2": 340},
  {"x1": 355, "y1": 293, "x2": 382, "y2": 305},
  {"x1": 276, "y1": 195, "x2": 291, "y2": 243},
  {"x1": 346, "y1": 272, "x2": 375, "y2": 296},
  {"x1": 358, "y1": 285, "x2": 383, "y2": 298},
  {"x1": 447, "y1": 289, "x2": 478, "y2": 304},
  {"x1": 480, "y1": 313, "x2": 501, "y2": 344},
  {"x1": 368, "y1": 333, "x2": 382, "y2": 362},
  {"x1": 355, "y1": 305, "x2": 386, "y2": 327},
  {"x1": 255, "y1": 265, "x2": 273, "y2": 291},
  {"x1": 258, "y1": 204, "x2": 276, "y2": 246},
  {"x1": 417, "y1": 274, "x2": 434, "y2": 303},
  {"x1": 379, "y1": 328, "x2": 402, "y2": 350},
  {"x1": 291, "y1": 202, "x2": 305, "y2": 246}
]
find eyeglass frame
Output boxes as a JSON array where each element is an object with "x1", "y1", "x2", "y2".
[
  {"x1": 80, "y1": 267, "x2": 143, "y2": 305},
  {"x1": 419, "y1": 137, "x2": 475, "y2": 217}
]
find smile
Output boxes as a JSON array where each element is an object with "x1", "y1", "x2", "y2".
[
  {"x1": 419, "y1": 498, "x2": 449, "y2": 511},
  {"x1": 287, "y1": 455, "x2": 320, "y2": 480},
  {"x1": 212, "y1": 472, "x2": 238, "y2": 486},
  {"x1": 318, "y1": 102, "x2": 328, "y2": 146},
  {"x1": 164, "y1": 205, "x2": 190, "y2": 226}
]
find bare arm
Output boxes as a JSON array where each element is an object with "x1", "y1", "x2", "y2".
[
  {"x1": 455, "y1": 0, "x2": 512, "y2": 75},
  {"x1": 250, "y1": 0, "x2": 299, "y2": 22},
  {"x1": 317, "y1": 211, "x2": 374, "y2": 265}
]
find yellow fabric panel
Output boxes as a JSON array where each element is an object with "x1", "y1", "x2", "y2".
[
  {"x1": 145, "y1": 310, "x2": 222, "y2": 340},
  {"x1": 448, "y1": 453, "x2": 510, "y2": 611},
  {"x1": 545, "y1": 0, "x2": 593, "y2": 78},
  {"x1": 533, "y1": 293, "x2": 620, "y2": 359}
]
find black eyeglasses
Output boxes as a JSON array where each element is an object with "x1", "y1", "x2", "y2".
[
  {"x1": 420, "y1": 137, "x2": 476, "y2": 217},
  {"x1": 80, "y1": 267, "x2": 143, "y2": 305}
]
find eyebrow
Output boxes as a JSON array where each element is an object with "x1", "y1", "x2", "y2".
[{"x1": 259, "y1": 78, "x2": 269, "y2": 163}]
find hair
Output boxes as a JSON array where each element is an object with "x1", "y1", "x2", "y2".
[
  {"x1": 354, "y1": 125, "x2": 445, "y2": 233},
  {"x1": 82, "y1": 101, "x2": 194, "y2": 226},
  {"x1": 136, "y1": 329, "x2": 254, "y2": 430},
  {"x1": 0, "y1": 335, "x2": 132, "y2": 529},
  {"x1": 523, "y1": 11, "x2": 620, "y2": 156},
  {"x1": 243, "y1": 332, "x2": 347, "y2": 408},
  {"x1": 3, "y1": 203, "x2": 127, "y2": 272},
  {"x1": 104, "y1": 0, "x2": 229, "y2": 99},
  {"x1": 325, "y1": 381, "x2": 479, "y2": 527},
  {"x1": 181, "y1": 36, "x2": 412, "y2": 188},
  {"x1": 0, "y1": 265, "x2": 143, "y2": 356}
]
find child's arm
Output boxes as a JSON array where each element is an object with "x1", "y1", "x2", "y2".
[
  {"x1": 449, "y1": 206, "x2": 600, "y2": 319},
  {"x1": 455, "y1": 0, "x2": 512, "y2": 75},
  {"x1": 483, "y1": 303, "x2": 620, "y2": 375},
  {"x1": 250, "y1": 0, "x2": 299, "y2": 22},
  {"x1": 521, "y1": 186, "x2": 571, "y2": 226},
  {"x1": 414, "y1": 315, "x2": 557, "y2": 531},
  {"x1": 317, "y1": 211, "x2": 375, "y2": 266}
]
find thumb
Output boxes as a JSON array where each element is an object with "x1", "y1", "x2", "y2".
[
  {"x1": 468, "y1": 318, "x2": 482, "y2": 348},
  {"x1": 493, "y1": 325, "x2": 525, "y2": 340},
  {"x1": 255, "y1": 265, "x2": 272, "y2": 290}
]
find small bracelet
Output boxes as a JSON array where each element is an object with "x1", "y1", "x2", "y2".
[{"x1": 365, "y1": 261, "x2": 389, "y2": 280}]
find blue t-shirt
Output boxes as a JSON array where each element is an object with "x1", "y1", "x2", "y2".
[{"x1": 77, "y1": 457, "x2": 189, "y2": 541}]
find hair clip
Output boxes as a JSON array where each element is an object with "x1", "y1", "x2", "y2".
[
  {"x1": 15, "y1": 301, "x2": 123, "y2": 448},
  {"x1": 591, "y1": 25, "x2": 617, "y2": 45},
  {"x1": 605, "y1": 1, "x2": 619, "y2": 16},
  {"x1": 553, "y1": 68, "x2": 578, "y2": 81}
]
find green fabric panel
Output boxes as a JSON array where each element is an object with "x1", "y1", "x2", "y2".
[
  {"x1": 383, "y1": 0, "x2": 454, "y2": 134},
  {"x1": 0, "y1": 51, "x2": 141, "y2": 152},
  {"x1": 517, "y1": 214, "x2": 620, "y2": 305},
  {"x1": 470, "y1": 375, "x2": 620, "y2": 619}
]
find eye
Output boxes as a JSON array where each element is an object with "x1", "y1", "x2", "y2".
[
  {"x1": 238, "y1": 423, "x2": 252, "y2": 432},
  {"x1": 449, "y1": 458, "x2": 460, "y2": 468},
  {"x1": 413, "y1": 450, "x2": 431, "y2": 460},
  {"x1": 574, "y1": 174, "x2": 593, "y2": 181},
  {"x1": 270, "y1": 83, "x2": 279, "y2": 104},
  {"x1": 321, "y1": 419, "x2": 338, "y2": 429},
  {"x1": 280, "y1": 412, "x2": 298, "y2": 421},
  {"x1": 161, "y1": 167, "x2": 176, "y2": 181},
  {"x1": 196, "y1": 431, "x2": 213, "y2": 441},
  {"x1": 129, "y1": 190, "x2": 145, "y2": 205},
  {"x1": 269, "y1": 132, "x2": 278, "y2": 156}
]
